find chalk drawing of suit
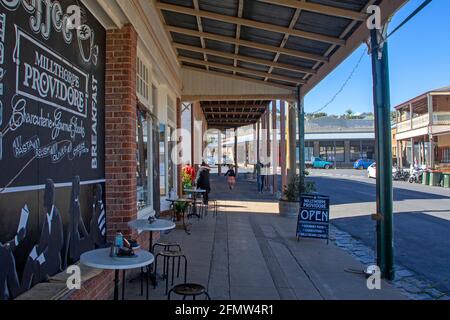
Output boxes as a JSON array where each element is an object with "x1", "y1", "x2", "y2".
[
  {"x1": 0, "y1": 206, "x2": 38, "y2": 300},
  {"x1": 35, "y1": 204, "x2": 64, "y2": 282}
]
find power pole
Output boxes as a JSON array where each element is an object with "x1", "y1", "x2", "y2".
[{"x1": 370, "y1": 27, "x2": 394, "y2": 280}]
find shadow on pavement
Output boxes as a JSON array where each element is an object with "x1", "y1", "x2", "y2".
[
  {"x1": 332, "y1": 211, "x2": 450, "y2": 293},
  {"x1": 312, "y1": 176, "x2": 449, "y2": 206}
]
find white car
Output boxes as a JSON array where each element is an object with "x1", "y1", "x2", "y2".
[
  {"x1": 367, "y1": 163, "x2": 376, "y2": 178},
  {"x1": 367, "y1": 163, "x2": 398, "y2": 179}
]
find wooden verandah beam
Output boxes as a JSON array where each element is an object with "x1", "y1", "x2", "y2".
[
  {"x1": 173, "y1": 43, "x2": 316, "y2": 75},
  {"x1": 179, "y1": 57, "x2": 306, "y2": 85},
  {"x1": 259, "y1": 0, "x2": 367, "y2": 21},
  {"x1": 167, "y1": 26, "x2": 328, "y2": 63},
  {"x1": 156, "y1": 2, "x2": 345, "y2": 46}
]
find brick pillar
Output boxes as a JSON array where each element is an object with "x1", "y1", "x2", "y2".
[{"x1": 105, "y1": 25, "x2": 138, "y2": 243}]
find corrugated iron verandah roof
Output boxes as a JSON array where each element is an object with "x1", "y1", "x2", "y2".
[
  {"x1": 156, "y1": 0, "x2": 375, "y2": 91},
  {"x1": 201, "y1": 100, "x2": 270, "y2": 130},
  {"x1": 154, "y1": 0, "x2": 406, "y2": 129}
]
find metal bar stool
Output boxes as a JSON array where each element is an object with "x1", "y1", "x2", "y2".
[
  {"x1": 154, "y1": 250, "x2": 188, "y2": 295},
  {"x1": 153, "y1": 242, "x2": 182, "y2": 282},
  {"x1": 168, "y1": 283, "x2": 211, "y2": 300}
]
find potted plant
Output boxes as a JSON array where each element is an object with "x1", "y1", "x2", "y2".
[
  {"x1": 174, "y1": 201, "x2": 189, "y2": 221},
  {"x1": 279, "y1": 174, "x2": 316, "y2": 217}
]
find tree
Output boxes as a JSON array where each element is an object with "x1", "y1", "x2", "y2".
[
  {"x1": 344, "y1": 109, "x2": 354, "y2": 119},
  {"x1": 390, "y1": 111, "x2": 397, "y2": 122},
  {"x1": 306, "y1": 112, "x2": 327, "y2": 119}
]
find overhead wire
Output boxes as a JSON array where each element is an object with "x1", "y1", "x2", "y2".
[{"x1": 308, "y1": 0, "x2": 433, "y2": 115}]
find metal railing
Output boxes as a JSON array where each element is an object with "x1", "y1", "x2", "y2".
[
  {"x1": 411, "y1": 114, "x2": 430, "y2": 129},
  {"x1": 396, "y1": 112, "x2": 450, "y2": 133},
  {"x1": 433, "y1": 112, "x2": 450, "y2": 125}
]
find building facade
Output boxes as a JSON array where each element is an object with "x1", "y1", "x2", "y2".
[
  {"x1": 0, "y1": 0, "x2": 183, "y2": 300},
  {"x1": 394, "y1": 87, "x2": 450, "y2": 170},
  {"x1": 209, "y1": 116, "x2": 376, "y2": 169},
  {"x1": 0, "y1": 0, "x2": 406, "y2": 300},
  {"x1": 303, "y1": 117, "x2": 375, "y2": 168}
]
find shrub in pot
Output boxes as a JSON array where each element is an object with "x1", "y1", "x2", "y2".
[
  {"x1": 174, "y1": 201, "x2": 189, "y2": 221},
  {"x1": 279, "y1": 174, "x2": 316, "y2": 217}
]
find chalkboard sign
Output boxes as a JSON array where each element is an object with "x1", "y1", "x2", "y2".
[
  {"x1": 0, "y1": 0, "x2": 106, "y2": 300},
  {"x1": 297, "y1": 194, "x2": 330, "y2": 243},
  {"x1": 0, "y1": 0, "x2": 105, "y2": 191}
]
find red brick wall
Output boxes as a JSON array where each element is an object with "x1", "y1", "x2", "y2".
[
  {"x1": 104, "y1": 24, "x2": 138, "y2": 243},
  {"x1": 65, "y1": 24, "x2": 166, "y2": 301},
  {"x1": 65, "y1": 24, "x2": 140, "y2": 301},
  {"x1": 66, "y1": 270, "x2": 114, "y2": 300}
]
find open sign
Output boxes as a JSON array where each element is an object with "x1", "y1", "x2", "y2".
[{"x1": 297, "y1": 194, "x2": 330, "y2": 242}]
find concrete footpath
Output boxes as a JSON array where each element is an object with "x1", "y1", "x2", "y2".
[{"x1": 126, "y1": 174, "x2": 407, "y2": 300}]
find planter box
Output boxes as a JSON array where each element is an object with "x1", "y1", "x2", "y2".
[{"x1": 278, "y1": 200, "x2": 300, "y2": 218}]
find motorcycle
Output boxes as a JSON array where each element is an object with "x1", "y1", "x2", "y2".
[
  {"x1": 409, "y1": 167, "x2": 424, "y2": 184},
  {"x1": 393, "y1": 167, "x2": 410, "y2": 181}
]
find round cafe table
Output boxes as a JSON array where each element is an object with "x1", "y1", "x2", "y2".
[
  {"x1": 128, "y1": 219, "x2": 176, "y2": 253},
  {"x1": 128, "y1": 219, "x2": 176, "y2": 287},
  {"x1": 80, "y1": 248, "x2": 154, "y2": 300},
  {"x1": 184, "y1": 189, "x2": 206, "y2": 219}
]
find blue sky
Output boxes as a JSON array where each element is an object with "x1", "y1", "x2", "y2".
[{"x1": 304, "y1": 0, "x2": 450, "y2": 115}]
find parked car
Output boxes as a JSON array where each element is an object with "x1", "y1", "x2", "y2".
[
  {"x1": 311, "y1": 157, "x2": 333, "y2": 169},
  {"x1": 354, "y1": 158, "x2": 375, "y2": 170},
  {"x1": 367, "y1": 163, "x2": 376, "y2": 178},
  {"x1": 367, "y1": 163, "x2": 399, "y2": 179}
]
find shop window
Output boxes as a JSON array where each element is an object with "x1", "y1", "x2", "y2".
[
  {"x1": 442, "y1": 148, "x2": 450, "y2": 163},
  {"x1": 305, "y1": 141, "x2": 314, "y2": 162},
  {"x1": 168, "y1": 126, "x2": 175, "y2": 194},
  {"x1": 136, "y1": 110, "x2": 151, "y2": 211},
  {"x1": 319, "y1": 141, "x2": 334, "y2": 162},
  {"x1": 159, "y1": 124, "x2": 166, "y2": 196},
  {"x1": 136, "y1": 56, "x2": 150, "y2": 107},
  {"x1": 361, "y1": 140, "x2": 375, "y2": 159},
  {"x1": 335, "y1": 141, "x2": 345, "y2": 162},
  {"x1": 350, "y1": 140, "x2": 361, "y2": 161}
]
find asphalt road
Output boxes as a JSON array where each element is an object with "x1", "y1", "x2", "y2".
[{"x1": 309, "y1": 169, "x2": 450, "y2": 293}]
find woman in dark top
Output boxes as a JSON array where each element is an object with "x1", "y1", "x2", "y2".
[
  {"x1": 224, "y1": 165, "x2": 236, "y2": 190},
  {"x1": 196, "y1": 162, "x2": 211, "y2": 204}
]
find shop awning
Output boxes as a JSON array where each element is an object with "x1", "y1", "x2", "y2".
[
  {"x1": 155, "y1": 0, "x2": 407, "y2": 128},
  {"x1": 201, "y1": 100, "x2": 270, "y2": 129}
]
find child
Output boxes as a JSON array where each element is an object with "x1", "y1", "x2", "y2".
[{"x1": 224, "y1": 165, "x2": 236, "y2": 190}]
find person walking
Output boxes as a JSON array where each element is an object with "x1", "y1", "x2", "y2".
[
  {"x1": 224, "y1": 165, "x2": 236, "y2": 190},
  {"x1": 195, "y1": 161, "x2": 211, "y2": 204},
  {"x1": 254, "y1": 161, "x2": 265, "y2": 194}
]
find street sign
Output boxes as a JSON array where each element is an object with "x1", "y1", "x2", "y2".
[{"x1": 297, "y1": 194, "x2": 330, "y2": 243}]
